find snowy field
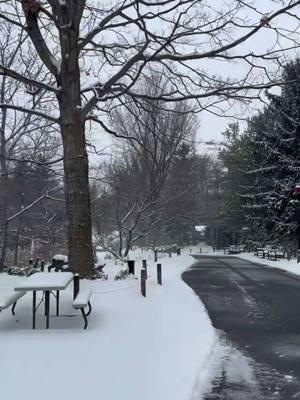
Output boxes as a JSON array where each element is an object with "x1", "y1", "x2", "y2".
[{"x1": 0, "y1": 246, "x2": 217, "y2": 400}]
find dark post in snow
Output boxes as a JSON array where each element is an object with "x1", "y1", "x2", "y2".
[
  {"x1": 33, "y1": 257, "x2": 39, "y2": 269},
  {"x1": 141, "y1": 269, "x2": 147, "y2": 297},
  {"x1": 40, "y1": 260, "x2": 45, "y2": 272},
  {"x1": 128, "y1": 260, "x2": 135, "y2": 275},
  {"x1": 142, "y1": 259, "x2": 147, "y2": 278},
  {"x1": 154, "y1": 249, "x2": 158, "y2": 262},
  {"x1": 73, "y1": 273, "x2": 80, "y2": 300},
  {"x1": 176, "y1": 247, "x2": 181, "y2": 256},
  {"x1": 157, "y1": 263, "x2": 162, "y2": 285},
  {"x1": 169, "y1": 249, "x2": 172, "y2": 257},
  {"x1": 199, "y1": 248, "x2": 202, "y2": 253}
]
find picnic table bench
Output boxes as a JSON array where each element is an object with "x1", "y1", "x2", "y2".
[
  {"x1": 73, "y1": 288, "x2": 92, "y2": 329},
  {"x1": 0, "y1": 291, "x2": 26, "y2": 315}
]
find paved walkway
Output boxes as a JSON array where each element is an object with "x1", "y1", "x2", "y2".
[{"x1": 182, "y1": 256, "x2": 300, "y2": 399}]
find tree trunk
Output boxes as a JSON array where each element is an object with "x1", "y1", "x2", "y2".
[
  {"x1": 61, "y1": 118, "x2": 94, "y2": 277},
  {"x1": 59, "y1": 27, "x2": 94, "y2": 277},
  {"x1": 0, "y1": 99, "x2": 8, "y2": 270},
  {"x1": 0, "y1": 174, "x2": 8, "y2": 270},
  {"x1": 13, "y1": 216, "x2": 22, "y2": 266}
]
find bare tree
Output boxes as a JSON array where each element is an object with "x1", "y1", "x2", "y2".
[
  {"x1": 0, "y1": 0, "x2": 300, "y2": 275},
  {"x1": 93, "y1": 76, "x2": 197, "y2": 257},
  {"x1": 0, "y1": 21, "x2": 58, "y2": 268}
]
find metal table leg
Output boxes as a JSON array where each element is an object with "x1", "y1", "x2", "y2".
[
  {"x1": 73, "y1": 274, "x2": 80, "y2": 300},
  {"x1": 32, "y1": 291, "x2": 36, "y2": 330},
  {"x1": 45, "y1": 290, "x2": 50, "y2": 329},
  {"x1": 56, "y1": 290, "x2": 59, "y2": 316}
]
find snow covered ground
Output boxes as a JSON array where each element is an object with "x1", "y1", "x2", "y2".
[{"x1": 0, "y1": 245, "x2": 217, "y2": 400}]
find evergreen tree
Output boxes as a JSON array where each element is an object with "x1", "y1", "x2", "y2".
[
  {"x1": 244, "y1": 59, "x2": 300, "y2": 247},
  {"x1": 218, "y1": 123, "x2": 255, "y2": 245}
]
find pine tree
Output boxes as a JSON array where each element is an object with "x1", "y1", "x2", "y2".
[{"x1": 244, "y1": 59, "x2": 300, "y2": 247}]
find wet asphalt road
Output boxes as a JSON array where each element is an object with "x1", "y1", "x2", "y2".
[{"x1": 182, "y1": 256, "x2": 300, "y2": 400}]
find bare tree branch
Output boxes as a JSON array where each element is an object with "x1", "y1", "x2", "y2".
[{"x1": 0, "y1": 103, "x2": 59, "y2": 123}]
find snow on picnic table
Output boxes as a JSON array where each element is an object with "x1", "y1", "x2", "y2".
[{"x1": 0, "y1": 246, "x2": 216, "y2": 400}]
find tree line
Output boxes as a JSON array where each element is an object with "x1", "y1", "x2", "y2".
[{"x1": 214, "y1": 59, "x2": 300, "y2": 251}]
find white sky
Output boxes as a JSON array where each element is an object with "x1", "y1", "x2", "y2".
[{"x1": 87, "y1": 0, "x2": 300, "y2": 159}]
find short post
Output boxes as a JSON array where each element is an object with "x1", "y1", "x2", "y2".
[
  {"x1": 199, "y1": 248, "x2": 202, "y2": 253},
  {"x1": 154, "y1": 249, "x2": 158, "y2": 262},
  {"x1": 176, "y1": 247, "x2": 181, "y2": 256},
  {"x1": 141, "y1": 269, "x2": 147, "y2": 297},
  {"x1": 40, "y1": 260, "x2": 45, "y2": 272},
  {"x1": 142, "y1": 259, "x2": 147, "y2": 278},
  {"x1": 169, "y1": 249, "x2": 172, "y2": 257},
  {"x1": 190, "y1": 248, "x2": 192, "y2": 253},
  {"x1": 128, "y1": 260, "x2": 135, "y2": 274},
  {"x1": 73, "y1": 273, "x2": 80, "y2": 300},
  {"x1": 157, "y1": 263, "x2": 162, "y2": 285}
]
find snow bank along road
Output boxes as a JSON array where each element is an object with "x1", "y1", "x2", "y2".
[{"x1": 182, "y1": 256, "x2": 300, "y2": 400}]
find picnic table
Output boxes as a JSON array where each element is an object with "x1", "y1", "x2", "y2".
[
  {"x1": 267, "y1": 249, "x2": 286, "y2": 261},
  {"x1": 255, "y1": 247, "x2": 286, "y2": 261},
  {"x1": 256, "y1": 247, "x2": 267, "y2": 258},
  {"x1": 14, "y1": 272, "x2": 74, "y2": 329}
]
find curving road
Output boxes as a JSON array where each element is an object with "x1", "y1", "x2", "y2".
[{"x1": 182, "y1": 256, "x2": 300, "y2": 400}]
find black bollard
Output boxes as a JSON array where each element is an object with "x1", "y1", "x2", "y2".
[
  {"x1": 142, "y1": 259, "x2": 147, "y2": 278},
  {"x1": 157, "y1": 263, "x2": 162, "y2": 285},
  {"x1": 128, "y1": 260, "x2": 135, "y2": 274},
  {"x1": 141, "y1": 269, "x2": 147, "y2": 297}
]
